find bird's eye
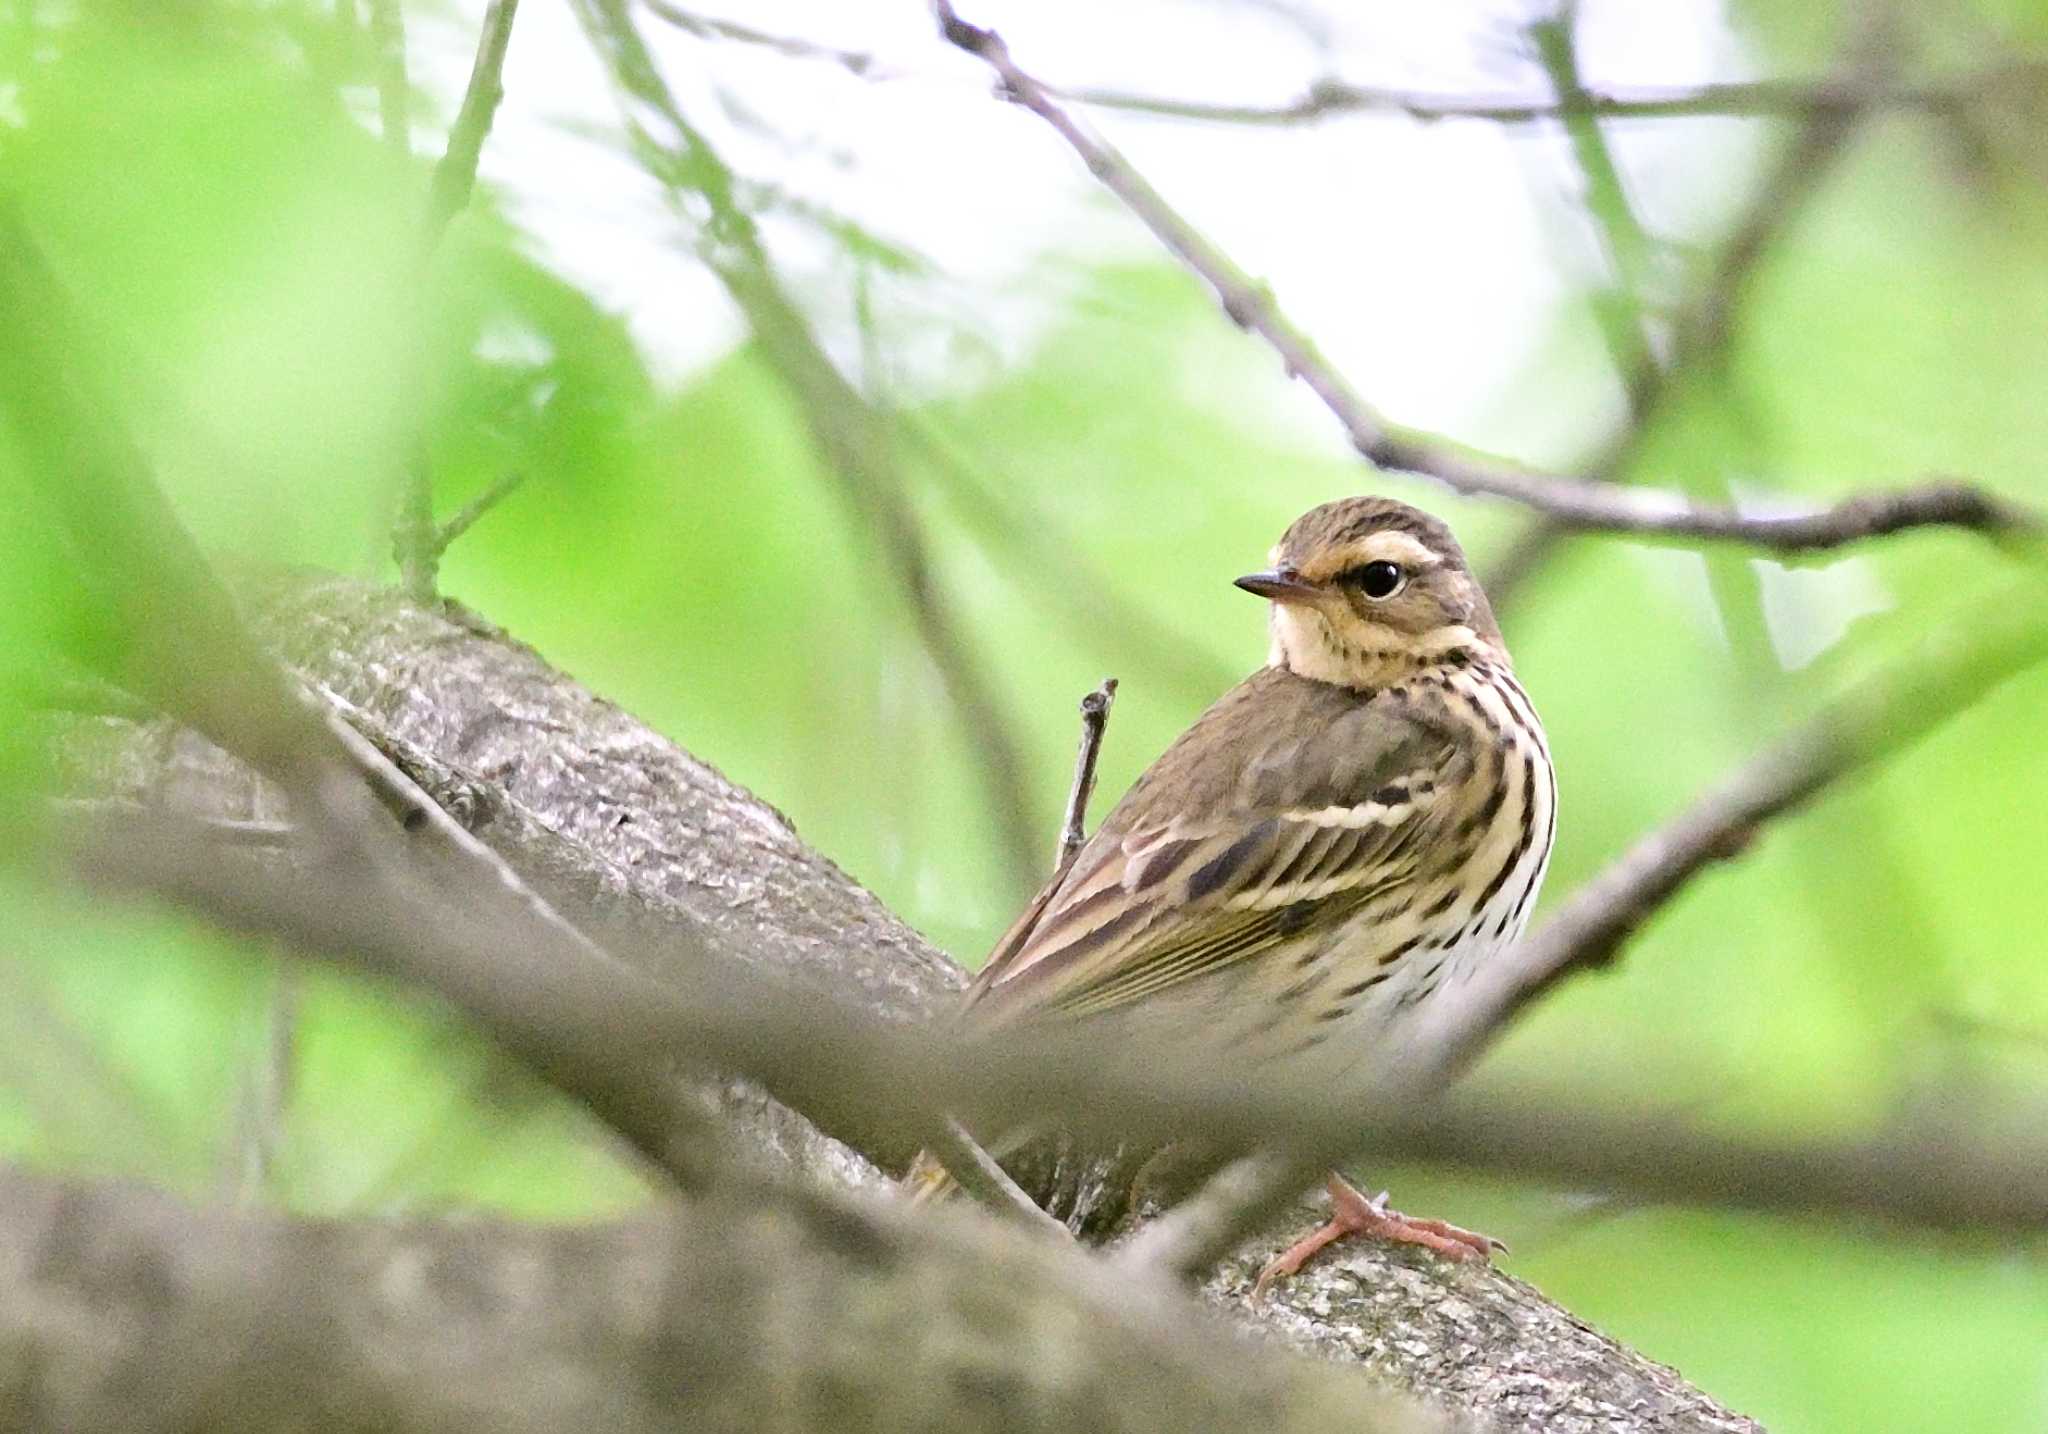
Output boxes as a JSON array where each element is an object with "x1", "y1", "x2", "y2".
[{"x1": 1350, "y1": 561, "x2": 1405, "y2": 599}]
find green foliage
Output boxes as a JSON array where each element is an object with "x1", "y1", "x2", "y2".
[{"x1": 3, "y1": 5, "x2": 2046, "y2": 1430}]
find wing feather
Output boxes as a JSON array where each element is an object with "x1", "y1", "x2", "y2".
[{"x1": 965, "y1": 674, "x2": 1474, "y2": 1024}]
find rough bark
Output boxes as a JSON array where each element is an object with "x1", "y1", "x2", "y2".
[{"x1": 36, "y1": 573, "x2": 1760, "y2": 1433}]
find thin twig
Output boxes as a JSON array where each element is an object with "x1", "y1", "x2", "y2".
[
  {"x1": 395, "y1": 0, "x2": 524, "y2": 603},
  {"x1": 642, "y1": 0, "x2": 2048, "y2": 134},
  {"x1": 1054, "y1": 678, "x2": 1116, "y2": 875},
  {"x1": 643, "y1": 0, "x2": 884, "y2": 74},
  {"x1": 931, "y1": 1117, "x2": 1073, "y2": 1239},
  {"x1": 433, "y1": 469, "x2": 528, "y2": 551},
  {"x1": 1061, "y1": 62, "x2": 2048, "y2": 128},
  {"x1": 932, "y1": 4, "x2": 2039, "y2": 557}
]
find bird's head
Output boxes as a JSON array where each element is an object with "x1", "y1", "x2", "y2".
[{"x1": 1236, "y1": 496, "x2": 1505, "y2": 688}]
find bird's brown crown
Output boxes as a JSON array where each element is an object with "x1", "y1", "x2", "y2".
[{"x1": 1247, "y1": 496, "x2": 1505, "y2": 690}]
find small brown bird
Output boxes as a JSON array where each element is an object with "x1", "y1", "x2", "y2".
[{"x1": 932, "y1": 495, "x2": 1555, "y2": 1290}]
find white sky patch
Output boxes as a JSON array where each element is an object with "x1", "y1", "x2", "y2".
[
  {"x1": 472, "y1": 317, "x2": 556, "y2": 367},
  {"x1": 409, "y1": 0, "x2": 1757, "y2": 455},
  {"x1": 1751, "y1": 555, "x2": 1894, "y2": 670}
]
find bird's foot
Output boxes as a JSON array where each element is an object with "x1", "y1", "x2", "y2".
[{"x1": 1252, "y1": 1176, "x2": 1504, "y2": 1299}]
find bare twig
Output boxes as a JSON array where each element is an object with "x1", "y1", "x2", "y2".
[
  {"x1": 1061, "y1": 62, "x2": 2048, "y2": 128},
  {"x1": 643, "y1": 0, "x2": 884, "y2": 74},
  {"x1": 432, "y1": 469, "x2": 528, "y2": 550},
  {"x1": 640, "y1": 0, "x2": 2048, "y2": 135},
  {"x1": 1054, "y1": 678, "x2": 1116, "y2": 875},
  {"x1": 395, "y1": 0, "x2": 524, "y2": 602},
  {"x1": 932, "y1": 4, "x2": 2039, "y2": 557}
]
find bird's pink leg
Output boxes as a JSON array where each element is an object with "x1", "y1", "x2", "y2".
[{"x1": 1253, "y1": 1175, "x2": 1504, "y2": 1298}]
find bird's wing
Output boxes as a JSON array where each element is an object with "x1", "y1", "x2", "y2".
[{"x1": 965, "y1": 675, "x2": 1474, "y2": 1024}]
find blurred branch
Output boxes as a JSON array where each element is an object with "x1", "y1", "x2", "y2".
[
  {"x1": 419, "y1": 0, "x2": 522, "y2": 253},
  {"x1": 932, "y1": 5, "x2": 2040, "y2": 558},
  {"x1": 643, "y1": 0, "x2": 884, "y2": 74},
  {"x1": 902, "y1": 419, "x2": 1237, "y2": 703},
  {"x1": 1062, "y1": 61, "x2": 2048, "y2": 128},
  {"x1": 577, "y1": 0, "x2": 1046, "y2": 898},
  {"x1": 367, "y1": 0, "x2": 411, "y2": 161},
  {"x1": 1586, "y1": 31, "x2": 1881, "y2": 490},
  {"x1": 1115, "y1": 1151, "x2": 1318, "y2": 1285},
  {"x1": 1055, "y1": 677, "x2": 1116, "y2": 874},
  {"x1": 0, "y1": 1160, "x2": 1439, "y2": 1434},
  {"x1": 395, "y1": 0, "x2": 523, "y2": 602},
  {"x1": 1484, "y1": 64, "x2": 1871, "y2": 599},
  {"x1": 0, "y1": 207, "x2": 727, "y2": 1198},
  {"x1": 1424, "y1": 587, "x2": 2048, "y2": 1081},
  {"x1": 1528, "y1": 8, "x2": 1660, "y2": 418},
  {"x1": 930, "y1": 1115, "x2": 1073, "y2": 1237},
  {"x1": 74, "y1": 767, "x2": 2048, "y2": 1239}
]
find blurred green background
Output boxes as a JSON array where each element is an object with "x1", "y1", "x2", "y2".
[{"x1": 4, "y1": 1, "x2": 2048, "y2": 1429}]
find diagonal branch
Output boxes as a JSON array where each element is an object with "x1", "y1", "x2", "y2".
[
  {"x1": 1419, "y1": 583, "x2": 2048, "y2": 1082},
  {"x1": 577, "y1": 0, "x2": 1046, "y2": 897},
  {"x1": 419, "y1": 0, "x2": 523, "y2": 255},
  {"x1": 932, "y1": 4, "x2": 2040, "y2": 558},
  {"x1": 47, "y1": 570, "x2": 2042, "y2": 1431}
]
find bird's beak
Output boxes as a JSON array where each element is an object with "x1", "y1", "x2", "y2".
[{"x1": 1234, "y1": 567, "x2": 1326, "y2": 607}]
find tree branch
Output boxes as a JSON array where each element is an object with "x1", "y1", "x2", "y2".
[
  {"x1": 53, "y1": 569, "x2": 2048, "y2": 1431},
  {"x1": 1418, "y1": 583, "x2": 2048, "y2": 1082},
  {"x1": 931, "y1": 4, "x2": 2039, "y2": 557},
  {"x1": 419, "y1": 0, "x2": 522, "y2": 254},
  {"x1": 0, "y1": 1160, "x2": 1438, "y2": 1434},
  {"x1": 1060, "y1": 62, "x2": 2048, "y2": 128}
]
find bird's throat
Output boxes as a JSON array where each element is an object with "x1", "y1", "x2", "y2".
[{"x1": 1268, "y1": 606, "x2": 1493, "y2": 690}]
